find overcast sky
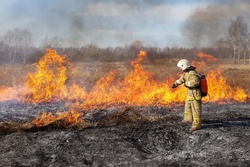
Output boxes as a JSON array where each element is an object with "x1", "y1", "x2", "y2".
[{"x1": 0, "y1": 0, "x2": 249, "y2": 48}]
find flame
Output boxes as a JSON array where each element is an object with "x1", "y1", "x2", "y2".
[
  {"x1": 0, "y1": 49, "x2": 248, "y2": 127},
  {"x1": 80, "y1": 51, "x2": 247, "y2": 110},
  {"x1": 22, "y1": 49, "x2": 69, "y2": 103},
  {"x1": 0, "y1": 86, "x2": 21, "y2": 101},
  {"x1": 0, "y1": 86, "x2": 11, "y2": 101},
  {"x1": 196, "y1": 52, "x2": 218, "y2": 62},
  {"x1": 204, "y1": 70, "x2": 247, "y2": 102},
  {"x1": 81, "y1": 51, "x2": 187, "y2": 110},
  {"x1": 21, "y1": 49, "x2": 87, "y2": 103},
  {"x1": 191, "y1": 52, "x2": 247, "y2": 102},
  {"x1": 192, "y1": 52, "x2": 218, "y2": 70},
  {"x1": 32, "y1": 109, "x2": 83, "y2": 127}
]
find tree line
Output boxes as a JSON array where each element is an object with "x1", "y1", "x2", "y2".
[{"x1": 0, "y1": 16, "x2": 249, "y2": 64}]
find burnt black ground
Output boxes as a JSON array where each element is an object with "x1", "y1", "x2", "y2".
[{"x1": 0, "y1": 101, "x2": 250, "y2": 167}]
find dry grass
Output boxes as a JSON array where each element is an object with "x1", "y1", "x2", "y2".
[
  {"x1": 0, "y1": 64, "x2": 35, "y2": 87},
  {"x1": 0, "y1": 59, "x2": 249, "y2": 133},
  {"x1": 72, "y1": 59, "x2": 250, "y2": 94},
  {"x1": 0, "y1": 59, "x2": 249, "y2": 94},
  {"x1": 0, "y1": 107, "x2": 169, "y2": 134},
  {"x1": 0, "y1": 122, "x2": 33, "y2": 134}
]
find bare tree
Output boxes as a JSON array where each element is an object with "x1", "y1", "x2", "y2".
[
  {"x1": 19, "y1": 29, "x2": 33, "y2": 64},
  {"x1": 3, "y1": 29, "x2": 18, "y2": 64},
  {"x1": 227, "y1": 16, "x2": 249, "y2": 64},
  {"x1": 40, "y1": 35, "x2": 63, "y2": 49},
  {"x1": 2, "y1": 28, "x2": 33, "y2": 64}
]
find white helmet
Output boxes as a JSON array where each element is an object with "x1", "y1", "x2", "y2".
[{"x1": 177, "y1": 59, "x2": 191, "y2": 70}]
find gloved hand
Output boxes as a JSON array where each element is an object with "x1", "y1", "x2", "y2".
[{"x1": 171, "y1": 83, "x2": 178, "y2": 88}]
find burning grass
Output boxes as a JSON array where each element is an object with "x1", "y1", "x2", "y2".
[
  {"x1": 0, "y1": 105, "x2": 173, "y2": 135},
  {"x1": 1, "y1": 103, "x2": 250, "y2": 166},
  {"x1": 1, "y1": 49, "x2": 250, "y2": 167},
  {"x1": 0, "y1": 49, "x2": 249, "y2": 130}
]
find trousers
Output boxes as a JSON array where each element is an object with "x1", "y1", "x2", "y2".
[{"x1": 183, "y1": 98, "x2": 202, "y2": 128}]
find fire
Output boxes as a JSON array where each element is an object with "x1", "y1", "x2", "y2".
[
  {"x1": 32, "y1": 109, "x2": 83, "y2": 127},
  {"x1": 196, "y1": 52, "x2": 218, "y2": 62},
  {"x1": 80, "y1": 51, "x2": 247, "y2": 109},
  {"x1": 81, "y1": 51, "x2": 186, "y2": 110},
  {"x1": 0, "y1": 86, "x2": 12, "y2": 101},
  {"x1": 192, "y1": 52, "x2": 218, "y2": 70},
  {"x1": 22, "y1": 49, "x2": 69, "y2": 103},
  {"x1": 204, "y1": 70, "x2": 247, "y2": 102},
  {"x1": 21, "y1": 49, "x2": 87, "y2": 103},
  {"x1": 191, "y1": 52, "x2": 247, "y2": 102},
  {"x1": 0, "y1": 49, "x2": 248, "y2": 127},
  {"x1": 0, "y1": 86, "x2": 21, "y2": 101}
]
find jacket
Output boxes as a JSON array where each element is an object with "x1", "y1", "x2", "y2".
[{"x1": 175, "y1": 66, "x2": 202, "y2": 100}]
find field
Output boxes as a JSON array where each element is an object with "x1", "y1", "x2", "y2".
[
  {"x1": 0, "y1": 51, "x2": 250, "y2": 166},
  {"x1": 1, "y1": 58, "x2": 250, "y2": 94}
]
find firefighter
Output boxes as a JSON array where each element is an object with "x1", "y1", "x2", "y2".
[{"x1": 172, "y1": 59, "x2": 202, "y2": 132}]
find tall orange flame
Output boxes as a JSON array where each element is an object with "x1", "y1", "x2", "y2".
[
  {"x1": 22, "y1": 49, "x2": 87, "y2": 103},
  {"x1": 80, "y1": 51, "x2": 186, "y2": 110},
  {"x1": 79, "y1": 51, "x2": 247, "y2": 110},
  {"x1": 0, "y1": 49, "x2": 248, "y2": 127},
  {"x1": 23, "y1": 49, "x2": 69, "y2": 103},
  {"x1": 204, "y1": 70, "x2": 247, "y2": 102}
]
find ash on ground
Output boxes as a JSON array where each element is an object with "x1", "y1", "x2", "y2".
[{"x1": 0, "y1": 101, "x2": 250, "y2": 167}]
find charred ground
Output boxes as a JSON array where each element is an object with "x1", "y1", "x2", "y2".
[
  {"x1": 0, "y1": 101, "x2": 250, "y2": 167},
  {"x1": 0, "y1": 54, "x2": 250, "y2": 166}
]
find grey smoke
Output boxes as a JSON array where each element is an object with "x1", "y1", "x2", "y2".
[
  {"x1": 181, "y1": 0, "x2": 250, "y2": 47},
  {"x1": 5, "y1": 0, "x2": 173, "y2": 47}
]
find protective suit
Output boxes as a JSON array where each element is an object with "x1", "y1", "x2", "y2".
[{"x1": 172, "y1": 59, "x2": 202, "y2": 132}]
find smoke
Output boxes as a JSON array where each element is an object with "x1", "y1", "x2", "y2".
[
  {"x1": 66, "y1": 0, "x2": 169, "y2": 47},
  {"x1": 3, "y1": 0, "x2": 177, "y2": 47},
  {"x1": 181, "y1": 0, "x2": 250, "y2": 48},
  {"x1": 40, "y1": 0, "x2": 87, "y2": 47},
  {"x1": 8, "y1": 0, "x2": 250, "y2": 48}
]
